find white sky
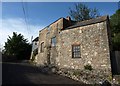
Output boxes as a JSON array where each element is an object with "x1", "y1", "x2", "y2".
[{"x1": 0, "y1": 18, "x2": 44, "y2": 47}]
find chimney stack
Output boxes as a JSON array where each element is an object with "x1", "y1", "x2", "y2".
[
  {"x1": 66, "y1": 16, "x2": 71, "y2": 21},
  {"x1": 66, "y1": 16, "x2": 71, "y2": 26}
]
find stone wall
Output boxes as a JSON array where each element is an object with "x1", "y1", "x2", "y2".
[
  {"x1": 37, "y1": 16, "x2": 112, "y2": 83},
  {"x1": 56, "y1": 21, "x2": 111, "y2": 76},
  {"x1": 36, "y1": 18, "x2": 64, "y2": 66},
  {"x1": 37, "y1": 28, "x2": 48, "y2": 65}
]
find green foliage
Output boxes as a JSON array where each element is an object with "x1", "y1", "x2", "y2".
[
  {"x1": 4, "y1": 32, "x2": 32, "y2": 60},
  {"x1": 110, "y1": 9, "x2": 120, "y2": 34},
  {"x1": 112, "y1": 33, "x2": 120, "y2": 50},
  {"x1": 84, "y1": 64, "x2": 93, "y2": 71},
  {"x1": 110, "y1": 9, "x2": 120, "y2": 50},
  {"x1": 69, "y1": 3, "x2": 100, "y2": 21},
  {"x1": 73, "y1": 70, "x2": 80, "y2": 76},
  {"x1": 107, "y1": 75, "x2": 112, "y2": 82},
  {"x1": 119, "y1": 80, "x2": 120, "y2": 84}
]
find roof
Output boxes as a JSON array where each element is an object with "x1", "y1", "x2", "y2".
[
  {"x1": 65, "y1": 15, "x2": 108, "y2": 30},
  {"x1": 32, "y1": 37, "x2": 39, "y2": 42}
]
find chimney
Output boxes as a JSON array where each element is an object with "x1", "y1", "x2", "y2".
[
  {"x1": 66, "y1": 16, "x2": 71, "y2": 21},
  {"x1": 66, "y1": 16, "x2": 71, "y2": 26}
]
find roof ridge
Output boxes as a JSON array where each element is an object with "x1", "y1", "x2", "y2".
[
  {"x1": 77, "y1": 15, "x2": 108, "y2": 24},
  {"x1": 66, "y1": 15, "x2": 108, "y2": 29}
]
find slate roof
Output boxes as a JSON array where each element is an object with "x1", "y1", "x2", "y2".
[{"x1": 65, "y1": 15, "x2": 108, "y2": 30}]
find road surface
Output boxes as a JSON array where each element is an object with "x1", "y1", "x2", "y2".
[{"x1": 2, "y1": 62, "x2": 83, "y2": 85}]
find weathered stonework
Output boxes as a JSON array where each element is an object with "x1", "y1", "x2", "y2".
[
  {"x1": 57, "y1": 22, "x2": 111, "y2": 73},
  {"x1": 36, "y1": 18, "x2": 64, "y2": 66},
  {"x1": 35, "y1": 16, "x2": 112, "y2": 83}
]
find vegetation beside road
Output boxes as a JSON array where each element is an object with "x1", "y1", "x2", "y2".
[{"x1": 2, "y1": 32, "x2": 32, "y2": 61}]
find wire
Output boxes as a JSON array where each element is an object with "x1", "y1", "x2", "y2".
[
  {"x1": 25, "y1": 2, "x2": 30, "y2": 32},
  {"x1": 21, "y1": 0, "x2": 30, "y2": 36},
  {"x1": 118, "y1": 1, "x2": 120, "y2": 10}
]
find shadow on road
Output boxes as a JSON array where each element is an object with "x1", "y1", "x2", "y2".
[
  {"x1": 2, "y1": 62, "x2": 83, "y2": 85},
  {"x1": 2, "y1": 62, "x2": 41, "y2": 85}
]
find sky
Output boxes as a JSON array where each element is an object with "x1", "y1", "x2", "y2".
[{"x1": 0, "y1": 2, "x2": 119, "y2": 47}]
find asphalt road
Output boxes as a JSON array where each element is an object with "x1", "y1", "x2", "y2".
[{"x1": 2, "y1": 62, "x2": 83, "y2": 85}]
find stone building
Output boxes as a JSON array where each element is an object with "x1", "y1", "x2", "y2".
[{"x1": 34, "y1": 16, "x2": 112, "y2": 80}]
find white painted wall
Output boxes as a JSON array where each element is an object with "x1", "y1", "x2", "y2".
[{"x1": 32, "y1": 41, "x2": 38, "y2": 52}]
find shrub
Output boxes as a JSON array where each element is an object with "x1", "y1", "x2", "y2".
[
  {"x1": 73, "y1": 71, "x2": 80, "y2": 76},
  {"x1": 84, "y1": 64, "x2": 93, "y2": 71}
]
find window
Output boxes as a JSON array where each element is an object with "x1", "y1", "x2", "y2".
[
  {"x1": 56, "y1": 23, "x2": 58, "y2": 28},
  {"x1": 35, "y1": 42, "x2": 37, "y2": 45},
  {"x1": 33, "y1": 48, "x2": 38, "y2": 55},
  {"x1": 41, "y1": 42, "x2": 44, "y2": 52},
  {"x1": 72, "y1": 45, "x2": 81, "y2": 58},
  {"x1": 51, "y1": 37, "x2": 56, "y2": 47},
  {"x1": 47, "y1": 26, "x2": 51, "y2": 31}
]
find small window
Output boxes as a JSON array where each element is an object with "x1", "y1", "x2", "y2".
[
  {"x1": 56, "y1": 23, "x2": 58, "y2": 28},
  {"x1": 72, "y1": 45, "x2": 81, "y2": 58},
  {"x1": 48, "y1": 26, "x2": 51, "y2": 31},
  {"x1": 41, "y1": 42, "x2": 44, "y2": 52},
  {"x1": 35, "y1": 42, "x2": 37, "y2": 45},
  {"x1": 51, "y1": 37, "x2": 56, "y2": 47}
]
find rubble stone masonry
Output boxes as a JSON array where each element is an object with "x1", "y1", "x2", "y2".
[
  {"x1": 36, "y1": 16, "x2": 112, "y2": 82},
  {"x1": 57, "y1": 21, "x2": 111, "y2": 75}
]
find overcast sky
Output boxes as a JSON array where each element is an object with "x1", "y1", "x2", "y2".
[{"x1": 0, "y1": 2, "x2": 118, "y2": 47}]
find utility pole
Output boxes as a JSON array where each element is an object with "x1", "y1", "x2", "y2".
[{"x1": 31, "y1": 36, "x2": 33, "y2": 44}]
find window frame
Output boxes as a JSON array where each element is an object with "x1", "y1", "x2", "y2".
[
  {"x1": 72, "y1": 44, "x2": 81, "y2": 58},
  {"x1": 51, "y1": 36, "x2": 56, "y2": 47},
  {"x1": 40, "y1": 42, "x2": 44, "y2": 53}
]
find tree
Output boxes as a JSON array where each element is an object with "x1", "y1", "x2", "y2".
[
  {"x1": 110, "y1": 9, "x2": 120, "y2": 50},
  {"x1": 110, "y1": 9, "x2": 120, "y2": 35},
  {"x1": 4, "y1": 32, "x2": 32, "y2": 60},
  {"x1": 69, "y1": 3, "x2": 100, "y2": 21}
]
